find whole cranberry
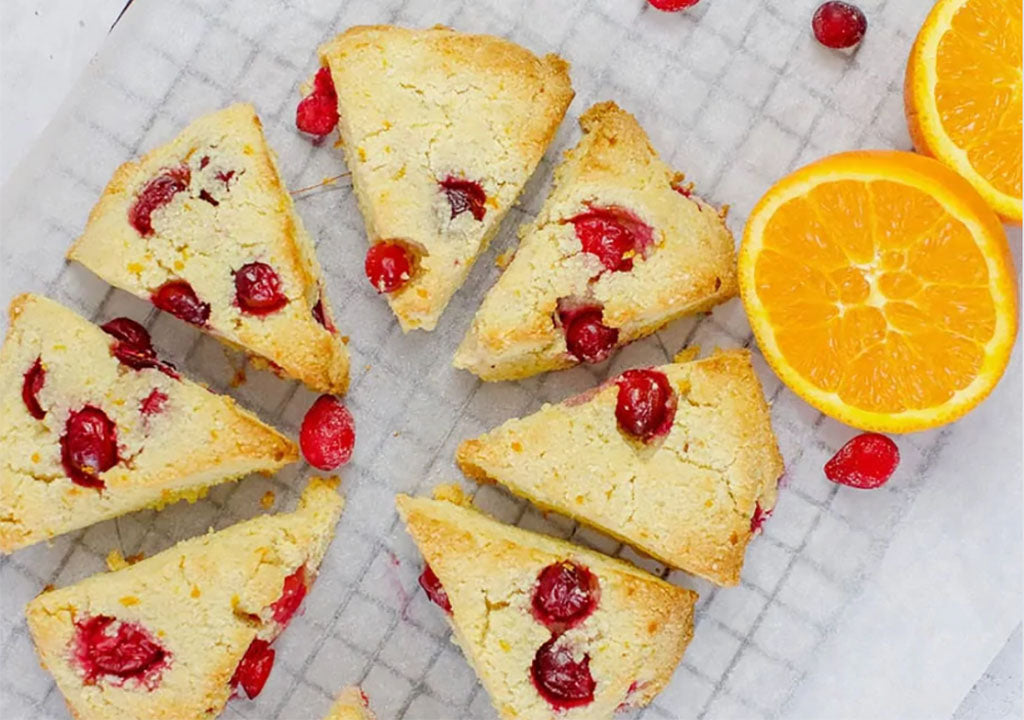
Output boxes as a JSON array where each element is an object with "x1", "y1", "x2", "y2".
[
  {"x1": 22, "y1": 357, "x2": 46, "y2": 419},
  {"x1": 812, "y1": 2, "x2": 867, "y2": 49},
  {"x1": 562, "y1": 309, "x2": 618, "y2": 364},
  {"x1": 234, "y1": 261, "x2": 288, "y2": 315},
  {"x1": 531, "y1": 637, "x2": 596, "y2": 709},
  {"x1": 615, "y1": 369, "x2": 677, "y2": 442},
  {"x1": 824, "y1": 433, "x2": 899, "y2": 489},
  {"x1": 101, "y1": 317, "x2": 159, "y2": 370},
  {"x1": 365, "y1": 242, "x2": 413, "y2": 293},
  {"x1": 60, "y1": 406, "x2": 119, "y2": 489},
  {"x1": 296, "y1": 67, "x2": 339, "y2": 136},
  {"x1": 151, "y1": 280, "x2": 210, "y2": 327},
  {"x1": 300, "y1": 395, "x2": 355, "y2": 471},
  {"x1": 532, "y1": 561, "x2": 598, "y2": 629}
]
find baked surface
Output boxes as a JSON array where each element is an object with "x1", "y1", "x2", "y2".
[
  {"x1": 67, "y1": 103, "x2": 349, "y2": 394},
  {"x1": 323, "y1": 686, "x2": 376, "y2": 720},
  {"x1": 457, "y1": 349, "x2": 783, "y2": 585},
  {"x1": 455, "y1": 101, "x2": 738, "y2": 381},
  {"x1": 0, "y1": 294, "x2": 297, "y2": 554},
  {"x1": 319, "y1": 25, "x2": 574, "y2": 331}
]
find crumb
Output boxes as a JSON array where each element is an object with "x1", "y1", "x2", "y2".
[
  {"x1": 433, "y1": 484, "x2": 472, "y2": 507},
  {"x1": 364, "y1": 364, "x2": 372, "y2": 371},
  {"x1": 106, "y1": 550, "x2": 128, "y2": 572},
  {"x1": 392, "y1": 431, "x2": 400, "y2": 437},
  {"x1": 341, "y1": 335, "x2": 350, "y2": 344},
  {"x1": 674, "y1": 346, "x2": 701, "y2": 364},
  {"x1": 260, "y1": 491, "x2": 276, "y2": 509},
  {"x1": 495, "y1": 250, "x2": 514, "y2": 269},
  {"x1": 230, "y1": 365, "x2": 247, "y2": 387},
  {"x1": 42, "y1": 584, "x2": 54, "y2": 593}
]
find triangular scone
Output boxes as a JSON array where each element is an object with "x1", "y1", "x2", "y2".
[
  {"x1": 26, "y1": 477, "x2": 343, "y2": 720},
  {"x1": 67, "y1": 103, "x2": 349, "y2": 394},
  {"x1": 396, "y1": 491, "x2": 696, "y2": 720},
  {"x1": 455, "y1": 102, "x2": 738, "y2": 381},
  {"x1": 0, "y1": 294, "x2": 297, "y2": 553},
  {"x1": 457, "y1": 349, "x2": 783, "y2": 586},
  {"x1": 318, "y1": 25, "x2": 574, "y2": 331},
  {"x1": 323, "y1": 687, "x2": 376, "y2": 720}
]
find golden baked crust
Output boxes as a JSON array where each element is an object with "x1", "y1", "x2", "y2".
[
  {"x1": 455, "y1": 101, "x2": 738, "y2": 381},
  {"x1": 323, "y1": 686, "x2": 376, "y2": 720},
  {"x1": 319, "y1": 25, "x2": 574, "y2": 331},
  {"x1": 0, "y1": 294, "x2": 298, "y2": 554},
  {"x1": 396, "y1": 492, "x2": 696, "y2": 720},
  {"x1": 457, "y1": 349, "x2": 783, "y2": 586},
  {"x1": 25, "y1": 477, "x2": 343, "y2": 720},
  {"x1": 67, "y1": 103, "x2": 349, "y2": 394}
]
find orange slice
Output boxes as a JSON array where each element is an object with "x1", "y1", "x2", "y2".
[
  {"x1": 740, "y1": 151, "x2": 1018, "y2": 432},
  {"x1": 905, "y1": 0, "x2": 1022, "y2": 223}
]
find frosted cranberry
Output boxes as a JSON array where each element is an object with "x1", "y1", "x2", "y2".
[
  {"x1": 231, "y1": 638, "x2": 275, "y2": 699},
  {"x1": 22, "y1": 357, "x2": 46, "y2": 419},
  {"x1": 648, "y1": 0, "x2": 701, "y2": 10},
  {"x1": 311, "y1": 296, "x2": 336, "y2": 333},
  {"x1": 74, "y1": 615, "x2": 168, "y2": 686},
  {"x1": 570, "y1": 207, "x2": 653, "y2": 273},
  {"x1": 300, "y1": 395, "x2": 355, "y2": 471},
  {"x1": 615, "y1": 369, "x2": 677, "y2": 442},
  {"x1": 129, "y1": 166, "x2": 190, "y2": 236},
  {"x1": 812, "y1": 2, "x2": 867, "y2": 49},
  {"x1": 750, "y1": 502, "x2": 772, "y2": 533},
  {"x1": 296, "y1": 67, "x2": 339, "y2": 136},
  {"x1": 561, "y1": 308, "x2": 618, "y2": 364},
  {"x1": 825, "y1": 433, "x2": 899, "y2": 489},
  {"x1": 270, "y1": 566, "x2": 307, "y2": 625},
  {"x1": 234, "y1": 262, "x2": 288, "y2": 315},
  {"x1": 60, "y1": 406, "x2": 118, "y2": 489},
  {"x1": 151, "y1": 280, "x2": 210, "y2": 327},
  {"x1": 531, "y1": 637, "x2": 596, "y2": 709},
  {"x1": 140, "y1": 389, "x2": 168, "y2": 416},
  {"x1": 365, "y1": 242, "x2": 413, "y2": 293},
  {"x1": 418, "y1": 565, "x2": 452, "y2": 614},
  {"x1": 532, "y1": 561, "x2": 598, "y2": 629},
  {"x1": 439, "y1": 176, "x2": 487, "y2": 221},
  {"x1": 101, "y1": 317, "x2": 160, "y2": 370}
]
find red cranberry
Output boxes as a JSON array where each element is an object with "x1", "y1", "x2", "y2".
[
  {"x1": 234, "y1": 262, "x2": 288, "y2": 315},
  {"x1": 561, "y1": 308, "x2": 618, "y2": 364},
  {"x1": 299, "y1": 395, "x2": 355, "y2": 471},
  {"x1": 418, "y1": 565, "x2": 452, "y2": 614},
  {"x1": 825, "y1": 433, "x2": 899, "y2": 489},
  {"x1": 532, "y1": 561, "x2": 598, "y2": 630},
  {"x1": 296, "y1": 67, "x2": 339, "y2": 136},
  {"x1": 648, "y1": 0, "x2": 701, "y2": 10},
  {"x1": 60, "y1": 406, "x2": 118, "y2": 489},
  {"x1": 570, "y1": 207, "x2": 653, "y2": 273},
  {"x1": 231, "y1": 638, "x2": 275, "y2": 699},
  {"x1": 22, "y1": 357, "x2": 46, "y2": 419},
  {"x1": 671, "y1": 181, "x2": 693, "y2": 198},
  {"x1": 439, "y1": 176, "x2": 487, "y2": 221},
  {"x1": 216, "y1": 169, "x2": 236, "y2": 186},
  {"x1": 311, "y1": 295, "x2": 336, "y2": 333},
  {"x1": 270, "y1": 566, "x2": 307, "y2": 625},
  {"x1": 365, "y1": 242, "x2": 413, "y2": 293},
  {"x1": 151, "y1": 280, "x2": 210, "y2": 327},
  {"x1": 530, "y1": 637, "x2": 596, "y2": 709},
  {"x1": 140, "y1": 389, "x2": 168, "y2": 416},
  {"x1": 198, "y1": 189, "x2": 219, "y2": 206},
  {"x1": 615, "y1": 369, "x2": 677, "y2": 442},
  {"x1": 129, "y1": 166, "x2": 191, "y2": 236},
  {"x1": 74, "y1": 615, "x2": 168, "y2": 687},
  {"x1": 812, "y1": 2, "x2": 867, "y2": 49},
  {"x1": 750, "y1": 502, "x2": 772, "y2": 533},
  {"x1": 102, "y1": 317, "x2": 158, "y2": 369},
  {"x1": 200, "y1": 155, "x2": 210, "y2": 170}
]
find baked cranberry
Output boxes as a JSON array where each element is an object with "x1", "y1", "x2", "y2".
[
  {"x1": 234, "y1": 262, "x2": 288, "y2": 315},
  {"x1": 102, "y1": 317, "x2": 158, "y2": 369},
  {"x1": 531, "y1": 637, "x2": 596, "y2": 709},
  {"x1": 561, "y1": 308, "x2": 618, "y2": 364},
  {"x1": 671, "y1": 181, "x2": 693, "y2": 198},
  {"x1": 439, "y1": 176, "x2": 487, "y2": 221},
  {"x1": 615, "y1": 369, "x2": 677, "y2": 442},
  {"x1": 198, "y1": 189, "x2": 219, "y2": 206},
  {"x1": 74, "y1": 615, "x2": 168, "y2": 686},
  {"x1": 231, "y1": 638, "x2": 275, "y2": 699},
  {"x1": 22, "y1": 357, "x2": 46, "y2": 419},
  {"x1": 750, "y1": 502, "x2": 772, "y2": 533},
  {"x1": 570, "y1": 207, "x2": 653, "y2": 273},
  {"x1": 296, "y1": 67, "x2": 339, "y2": 136},
  {"x1": 129, "y1": 166, "x2": 191, "y2": 236},
  {"x1": 812, "y1": 2, "x2": 867, "y2": 49},
  {"x1": 270, "y1": 566, "x2": 307, "y2": 625},
  {"x1": 151, "y1": 280, "x2": 210, "y2": 327},
  {"x1": 140, "y1": 389, "x2": 168, "y2": 416},
  {"x1": 532, "y1": 561, "x2": 598, "y2": 630},
  {"x1": 299, "y1": 395, "x2": 355, "y2": 471},
  {"x1": 200, "y1": 155, "x2": 210, "y2": 170},
  {"x1": 216, "y1": 169, "x2": 236, "y2": 186},
  {"x1": 365, "y1": 242, "x2": 413, "y2": 293},
  {"x1": 648, "y1": 0, "x2": 701, "y2": 10},
  {"x1": 825, "y1": 433, "x2": 899, "y2": 489},
  {"x1": 60, "y1": 406, "x2": 118, "y2": 489},
  {"x1": 418, "y1": 565, "x2": 452, "y2": 614},
  {"x1": 311, "y1": 295, "x2": 336, "y2": 333}
]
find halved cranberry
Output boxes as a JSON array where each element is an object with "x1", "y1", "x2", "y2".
[
  {"x1": 270, "y1": 565, "x2": 307, "y2": 625},
  {"x1": 151, "y1": 280, "x2": 210, "y2": 327},
  {"x1": 234, "y1": 262, "x2": 288, "y2": 315},
  {"x1": 22, "y1": 357, "x2": 46, "y2": 419},
  {"x1": 311, "y1": 296, "x2": 336, "y2": 333},
  {"x1": 140, "y1": 389, "x2": 168, "y2": 416},
  {"x1": 531, "y1": 637, "x2": 596, "y2": 709},
  {"x1": 296, "y1": 67, "x2": 339, "y2": 136},
  {"x1": 60, "y1": 406, "x2": 118, "y2": 489},
  {"x1": 560, "y1": 308, "x2": 618, "y2": 364},
  {"x1": 74, "y1": 615, "x2": 169, "y2": 686},
  {"x1": 532, "y1": 561, "x2": 598, "y2": 630},
  {"x1": 750, "y1": 502, "x2": 772, "y2": 533},
  {"x1": 231, "y1": 638, "x2": 275, "y2": 699},
  {"x1": 299, "y1": 395, "x2": 355, "y2": 471},
  {"x1": 439, "y1": 176, "x2": 486, "y2": 221},
  {"x1": 418, "y1": 565, "x2": 452, "y2": 614},
  {"x1": 365, "y1": 242, "x2": 413, "y2": 293},
  {"x1": 129, "y1": 166, "x2": 191, "y2": 236},
  {"x1": 615, "y1": 369, "x2": 677, "y2": 442},
  {"x1": 570, "y1": 206, "x2": 653, "y2": 273}
]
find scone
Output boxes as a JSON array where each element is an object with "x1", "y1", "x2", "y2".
[
  {"x1": 396, "y1": 490, "x2": 696, "y2": 720},
  {"x1": 0, "y1": 294, "x2": 297, "y2": 554},
  {"x1": 457, "y1": 349, "x2": 783, "y2": 586},
  {"x1": 455, "y1": 101, "x2": 738, "y2": 381},
  {"x1": 25, "y1": 477, "x2": 343, "y2": 720},
  {"x1": 317, "y1": 25, "x2": 574, "y2": 331},
  {"x1": 67, "y1": 103, "x2": 349, "y2": 394},
  {"x1": 323, "y1": 687, "x2": 376, "y2": 720}
]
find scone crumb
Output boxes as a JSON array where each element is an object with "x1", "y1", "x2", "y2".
[
  {"x1": 495, "y1": 250, "x2": 515, "y2": 269},
  {"x1": 260, "y1": 491, "x2": 276, "y2": 509},
  {"x1": 432, "y1": 484, "x2": 471, "y2": 507},
  {"x1": 673, "y1": 346, "x2": 701, "y2": 364},
  {"x1": 106, "y1": 550, "x2": 128, "y2": 572}
]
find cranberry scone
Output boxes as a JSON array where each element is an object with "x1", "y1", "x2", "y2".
[
  {"x1": 315, "y1": 25, "x2": 574, "y2": 331},
  {"x1": 455, "y1": 101, "x2": 738, "y2": 381},
  {"x1": 396, "y1": 489, "x2": 696, "y2": 720},
  {"x1": 26, "y1": 477, "x2": 343, "y2": 720},
  {"x1": 67, "y1": 103, "x2": 349, "y2": 394},
  {"x1": 323, "y1": 687, "x2": 376, "y2": 720},
  {"x1": 457, "y1": 349, "x2": 784, "y2": 586},
  {"x1": 0, "y1": 294, "x2": 297, "y2": 554}
]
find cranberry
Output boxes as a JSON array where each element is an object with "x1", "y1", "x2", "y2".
[
  {"x1": 234, "y1": 262, "x2": 288, "y2": 315},
  {"x1": 615, "y1": 369, "x2": 677, "y2": 442},
  {"x1": 530, "y1": 637, "x2": 596, "y2": 709},
  {"x1": 296, "y1": 67, "x2": 339, "y2": 136},
  {"x1": 129, "y1": 166, "x2": 191, "y2": 236},
  {"x1": 439, "y1": 176, "x2": 487, "y2": 221},
  {"x1": 198, "y1": 189, "x2": 219, "y2": 206},
  {"x1": 74, "y1": 615, "x2": 168, "y2": 686},
  {"x1": 231, "y1": 638, "x2": 275, "y2": 699},
  {"x1": 299, "y1": 395, "x2": 355, "y2": 471},
  {"x1": 812, "y1": 2, "x2": 867, "y2": 49},
  {"x1": 671, "y1": 181, "x2": 693, "y2": 198},
  {"x1": 561, "y1": 308, "x2": 618, "y2": 364},
  {"x1": 60, "y1": 406, "x2": 118, "y2": 489},
  {"x1": 270, "y1": 566, "x2": 307, "y2": 625},
  {"x1": 750, "y1": 502, "x2": 772, "y2": 533},
  {"x1": 22, "y1": 357, "x2": 46, "y2": 419},
  {"x1": 825, "y1": 433, "x2": 899, "y2": 489},
  {"x1": 570, "y1": 207, "x2": 653, "y2": 273},
  {"x1": 151, "y1": 280, "x2": 210, "y2": 327},
  {"x1": 200, "y1": 155, "x2": 210, "y2": 170},
  {"x1": 418, "y1": 565, "x2": 452, "y2": 614},
  {"x1": 648, "y1": 0, "x2": 701, "y2": 10},
  {"x1": 102, "y1": 317, "x2": 158, "y2": 369},
  {"x1": 365, "y1": 242, "x2": 413, "y2": 293},
  {"x1": 311, "y1": 295, "x2": 336, "y2": 333},
  {"x1": 216, "y1": 169, "x2": 235, "y2": 186},
  {"x1": 532, "y1": 561, "x2": 598, "y2": 629},
  {"x1": 140, "y1": 389, "x2": 169, "y2": 416}
]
